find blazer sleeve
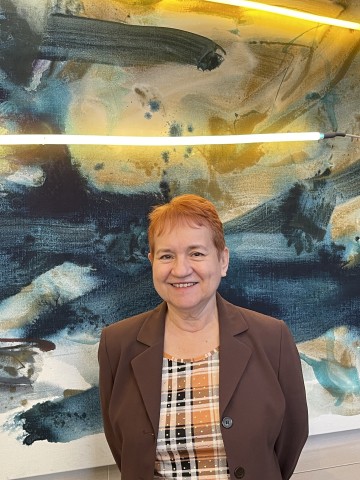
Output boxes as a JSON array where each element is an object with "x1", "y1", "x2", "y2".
[
  {"x1": 98, "y1": 328, "x2": 122, "y2": 470},
  {"x1": 275, "y1": 321, "x2": 308, "y2": 480}
]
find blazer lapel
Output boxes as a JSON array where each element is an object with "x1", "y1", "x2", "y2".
[
  {"x1": 131, "y1": 303, "x2": 167, "y2": 434},
  {"x1": 217, "y1": 294, "x2": 253, "y2": 415},
  {"x1": 130, "y1": 297, "x2": 252, "y2": 428}
]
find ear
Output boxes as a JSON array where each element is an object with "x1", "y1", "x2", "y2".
[
  {"x1": 148, "y1": 252, "x2": 153, "y2": 264},
  {"x1": 220, "y1": 247, "x2": 229, "y2": 277}
]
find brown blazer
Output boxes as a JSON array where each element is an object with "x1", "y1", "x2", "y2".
[{"x1": 98, "y1": 294, "x2": 308, "y2": 480}]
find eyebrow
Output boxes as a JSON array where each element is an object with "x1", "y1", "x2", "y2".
[{"x1": 155, "y1": 245, "x2": 208, "y2": 254}]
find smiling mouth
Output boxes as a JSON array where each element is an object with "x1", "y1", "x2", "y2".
[{"x1": 171, "y1": 282, "x2": 198, "y2": 288}]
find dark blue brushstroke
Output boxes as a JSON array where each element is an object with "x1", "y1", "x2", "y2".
[
  {"x1": 220, "y1": 246, "x2": 360, "y2": 343},
  {"x1": 14, "y1": 387, "x2": 102, "y2": 444},
  {"x1": 225, "y1": 161, "x2": 360, "y2": 255},
  {"x1": 0, "y1": 4, "x2": 224, "y2": 138},
  {"x1": 39, "y1": 14, "x2": 225, "y2": 72},
  {"x1": 0, "y1": 1, "x2": 41, "y2": 84},
  {"x1": 23, "y1": 263, "x2": 158, "y2": 339},
  {"x1": 0, "y1": 8, "x2": 224, "y2": 89}
]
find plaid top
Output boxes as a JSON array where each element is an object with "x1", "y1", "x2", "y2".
[{"x1": 154, "y1": 348, "x2": 230, "y2": 479}]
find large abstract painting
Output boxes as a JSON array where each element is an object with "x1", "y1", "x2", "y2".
[{"x1": 1, "y1": 0, "x2": 360, "y2": 477}]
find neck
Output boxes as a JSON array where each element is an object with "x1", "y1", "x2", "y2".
[
  {"x1": 164, "y1": 310, "x2": 220, "y2": 359},
  {"x1": 165, "y1": 298, "x2": 219, "y2": 333},
  {"x1": 166, "y1": 310, "x2": 219, "y2": 334}
]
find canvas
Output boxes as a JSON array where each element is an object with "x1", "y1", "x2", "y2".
[{"x1": 1, "y1": 0, "x2": 360, "y2": 477}]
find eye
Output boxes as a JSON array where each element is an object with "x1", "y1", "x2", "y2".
[
  {"x1": 158, "y1": 254, "x2": 173, "y2": 261},
  {"x1": 190, "y1": 251, "x2": 205, "y2": 257}
]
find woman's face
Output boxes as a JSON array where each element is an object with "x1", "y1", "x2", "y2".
[{"x1": 148, "y1": 222, "x2": 229, "y2": 316}]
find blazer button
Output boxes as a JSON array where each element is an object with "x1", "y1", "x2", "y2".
[
  {"x1": 221, "y1": 416, "x2": 233, "y2": 428},
  {"x1": 234, "y1": 466, "x2": 245, "y2": 478}
]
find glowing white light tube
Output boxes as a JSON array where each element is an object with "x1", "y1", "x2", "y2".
[
  {"x1": 206, "y1": 0, "x2": 360, "y2": 30},
  {"x1": 0, "y1": 132, "x2": 325, "y2": 146}
]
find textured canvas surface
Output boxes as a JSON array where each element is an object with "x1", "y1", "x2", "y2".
[{"x1": 1, "y1": 0, "x2": 360, "y2": 477}]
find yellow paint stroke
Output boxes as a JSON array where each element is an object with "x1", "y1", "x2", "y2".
[{"x1": 330, "y1": 196, "x2": 360, "y2": 242}]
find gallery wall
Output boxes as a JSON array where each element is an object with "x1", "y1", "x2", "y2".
[
  {"x1": 8, "y1": 429, "x2": 360, "y2": 479},
  {"x1": 1, "y1": 0, "x2": 360, "y2": 478}
]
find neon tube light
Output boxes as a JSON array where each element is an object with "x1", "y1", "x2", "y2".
[
  {"x1": 205, "y1": 1, "x2": 360, "y2": 30},
  {"x1": 0, "y1": 132, "x2": 358, "y2": 146}
]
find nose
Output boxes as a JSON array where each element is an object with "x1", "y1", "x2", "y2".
[{"x1": 171, "y1": 255, "x2": 192, "y2": 277}]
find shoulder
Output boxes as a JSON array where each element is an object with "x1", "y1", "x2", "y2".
[
  {"x1": 219, "y1": 297, "x2": 300, "y2": 374},
  {"x1": 100, "y1": 302, "x2": 163, "y2": 349},
  {"x1": 239, "y1": 305, "x2": 284, "y2": 332},
  {"x1": 219, "y1": 294, "x2": 284, "y2": 332},
  {"x1": 218, "y1": 295, "x2": 293, "y2": 350},
  {"x1": 239, "y1": 306, "x2": 291, "y2": 350}
]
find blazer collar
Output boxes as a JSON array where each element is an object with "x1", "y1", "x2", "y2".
[
  {"x1": 137, "y1": 301, "x2": 168, "y2": 346},
  {"x1": 131, "y1": 295, "x2": 253, "y2": 430},
  {"x1": 217, "y1": 294, "x2": 253, "y2": 414},
  {"x1": 131, "y1": 302, "x2": 167, "y2": 433}
]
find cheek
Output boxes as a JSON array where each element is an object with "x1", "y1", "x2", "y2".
[{"x1": 152, "y1": 265, "x2": 167, "y2": 281}]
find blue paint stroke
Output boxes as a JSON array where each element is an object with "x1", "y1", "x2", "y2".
[
  {"x1": 40, "y1": 14, "x2": 225, "y2": 72},
  {"x1": 300, "y1": 328, "x2": 360, "y2": 406},
  {"x1": 13, "y1": 386, "x2": 102, "y2": 444}
]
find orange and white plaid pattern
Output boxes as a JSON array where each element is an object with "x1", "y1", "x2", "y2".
[{"x1": 154, "y1": 349, "x2": 229, "y2": 479}]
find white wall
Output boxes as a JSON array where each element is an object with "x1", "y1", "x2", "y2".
[
  {"x1": 294, "y1": 429, "x2": 360, "y2": 479},
  {"x1": 12, "y1": 429, "x2": 360, "y2": 480}
]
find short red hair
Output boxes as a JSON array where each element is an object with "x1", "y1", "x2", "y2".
[{"x1": 148, "y1": 194, "x2": 226, "y2": 255}]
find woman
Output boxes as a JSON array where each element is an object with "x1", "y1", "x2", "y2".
[{"x1": 98, "y1": 194, "x2": 308, "y2": 479}]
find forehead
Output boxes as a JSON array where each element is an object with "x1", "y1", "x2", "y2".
[{"x1": 153, "y1": 221, "x2": 213, "y2": 246}]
